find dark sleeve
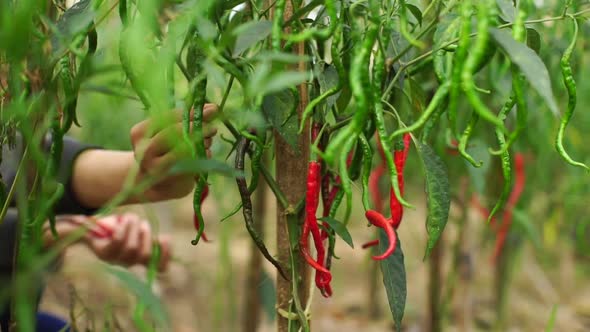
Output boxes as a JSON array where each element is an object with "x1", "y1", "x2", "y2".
[
  {"x1": 52, "y1": 136, "x2": 101, "y2": 215},
  {"x1": 1, "y1": 134, "x2": 101, "y2": 215},
  {"x1": 0, "y1": 210, "x2": 18, "y2": 271},
  {"x1": 0, "y1": 210, "x2": 17, "y2": 327}
]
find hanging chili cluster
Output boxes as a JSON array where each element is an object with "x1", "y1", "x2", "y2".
[
  {"x1": 300, "y1": 119, "x2": 413, "y2": 296},
  {"x1": 362, "y1": 134, "x2": 411, "y2": 260}
]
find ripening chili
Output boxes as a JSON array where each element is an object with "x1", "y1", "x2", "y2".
[{"x1": 365, "y1": 210, "x2": 397, "y2": 260}]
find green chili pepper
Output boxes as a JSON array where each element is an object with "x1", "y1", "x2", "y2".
[
  {"x1": 373, "y1": 49, "x2": 413, "y2": 208},
  {"x1": 458, "y1": 113, "x2": 482, "y2": 167},
  {"x1": 390, "y1": 82, "x2": 450, "y2": 139},
  {"x1": 488, "y1": 2, "x2": 530, "y2": 219},
  {"x1": 555, "y1": 16, "x2": 589, "y2": 172},
  {"x1": 347, "y1": 142, "x2": 364, "y2": 182},
  {"x1": 328, "y1": 190, "x2": 344, "y2": 219},
  {"x1": 487, "y1": 98, "x2": 515, "y2": 222},
  {"x1": 358, "y1": 134, "x2": 372, "y2": 211},
  {"x1": 461, "y1": 0, "x2": 505, "y2": 131},
  {"x1": 272, "y1": 0, "x2": 287, "y2": 51},
  {"x1": 187, "y1": 31, "x2": 210, "y2": 246},
  {"x1": 490, "y1": 1, "x2": 528, "y2": 156},
  {"x1": 323, "y1": 21, "x2": 377, "y2": 165},
  {"x1": 447, "y1": 0, "x2": 472, "y2": 138},
  {"x1": 424, "y1": 19, "x2": 459, "y2": 143},
  {"x1": 433, "y1": 48, "x2": 448, "y2": 85}
]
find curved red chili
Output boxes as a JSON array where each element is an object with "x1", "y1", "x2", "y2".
[
  {"x1": 300, "y1": 161, "x2": 333, "y2": 286},
  {"x1": 390, "y1": 133, "x2": 411, "y2": 229},
  {"x1": 365, "y1": 210, "x2": 397, "y2": 260}
]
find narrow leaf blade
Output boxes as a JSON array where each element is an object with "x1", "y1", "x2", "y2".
[
  {"x1": 318, "y1": 216, "x2": 354, "y2": 248},
  {"x1": 104, "y1": 265, "x2": 169, "y2": 326},
  {"x1": 232, "y1": 20, "x2": 273, "y2": 56},
  {"x1": 489, "y1": 28, "x2": 559, "y2": 117},
  {"x1": 379, "y1": 230, "x2": 406, "y2": 330},
  {"x1": 417, "y1": 142, "x2": 451, "y2": 259}
]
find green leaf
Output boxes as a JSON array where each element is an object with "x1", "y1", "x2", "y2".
[
  {"x1": 406, "y1": 4, "x2": 423, "y2": 26},
  {"x1": 465, "y1": 139, "x2": 491, "y2": 195},
  {"x1": 526, "y1": 28, "x2": 541, "y2": 54},
  {"x1": 51, "y1": 0, "x2": 96, "y2": 57},
  {"x1": 417, "y1": 142, "x2": 451, "y2": 259},
  {"x1": 232, "y1": 20, "x2": 273, "y2": 56},
  {"x1": 489, "y1": 28, "x2": 559, "y2": 117},
  {"x1": 496, "y1": 0, "x2": 516, "y2": 23},
  {"x1": 259, "y1": 71, "x2": 309, "y2": 96},
  {"x1": 379, "y1": 229, "x2": 406, "y2": 330},
  {"x1": 261, "y1": 89, "x2": 299, "y2": 150},
  {"x1": 258, "y1": 269, "x2": 277, "y2": 322},
  {"x1": 317, "y1": 64, "x2": 341, "y2": 110},
  {"x1": 318, "y1": 216, "x2": 354, "y2": 248},
  {"x1": 104, "y1": 265, "x2": 169, "y2": 327},
  {"x1": 168, "y1": 159, "x2": 244, "y2": 177}
]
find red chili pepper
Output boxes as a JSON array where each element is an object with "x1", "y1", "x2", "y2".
[
  {"x1": 446, "y1": 139, "x2": 460, "y2": 156},
  {"x1": 363, "y1": 134, "x2": 410, "y2": 253},
  {"x1": 300, "y1": 160, "x2": 333, "y2": 296},
  {"x1": 493, "y1": 153, "x2": 525, "y2": 262},
  {"x1": 193, "y1": 184, "x2": 210, "y2": 242},
  {"x1": 361, "y1": 239, "x2": 380, "y2": 249},
  {"x1": 389, "y1": 134, "x2": 411, "y2": 229},
  {"x1": 365, "y1": 210, "x2": 397, "y2": 260},
  {"x1": 369, "y1": 163, "x2": 386, "y2": 213}
]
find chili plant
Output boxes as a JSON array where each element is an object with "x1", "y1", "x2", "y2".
[{"x1": 1, "y1": 0, "x2": 589, "y2": 331}]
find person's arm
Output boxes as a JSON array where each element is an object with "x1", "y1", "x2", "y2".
[{"x1": 71, "y1": 104, "x2": 217, "y2": 209}]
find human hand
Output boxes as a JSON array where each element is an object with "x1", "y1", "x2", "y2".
[
  {"x1": 48, "y1": 214, "x2": 172, "y2": 272},
  {"x1": 130, "y1": 104, "x2": 218, "y2": 179}
]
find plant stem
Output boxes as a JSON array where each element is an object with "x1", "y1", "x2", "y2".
[{"x1": 274, "y1": 0, "x2": 311, "y2": 330}]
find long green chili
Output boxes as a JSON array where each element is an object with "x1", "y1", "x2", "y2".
[{"x1": 555, "y1": 16, "x2": 589, "y2": 171}]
